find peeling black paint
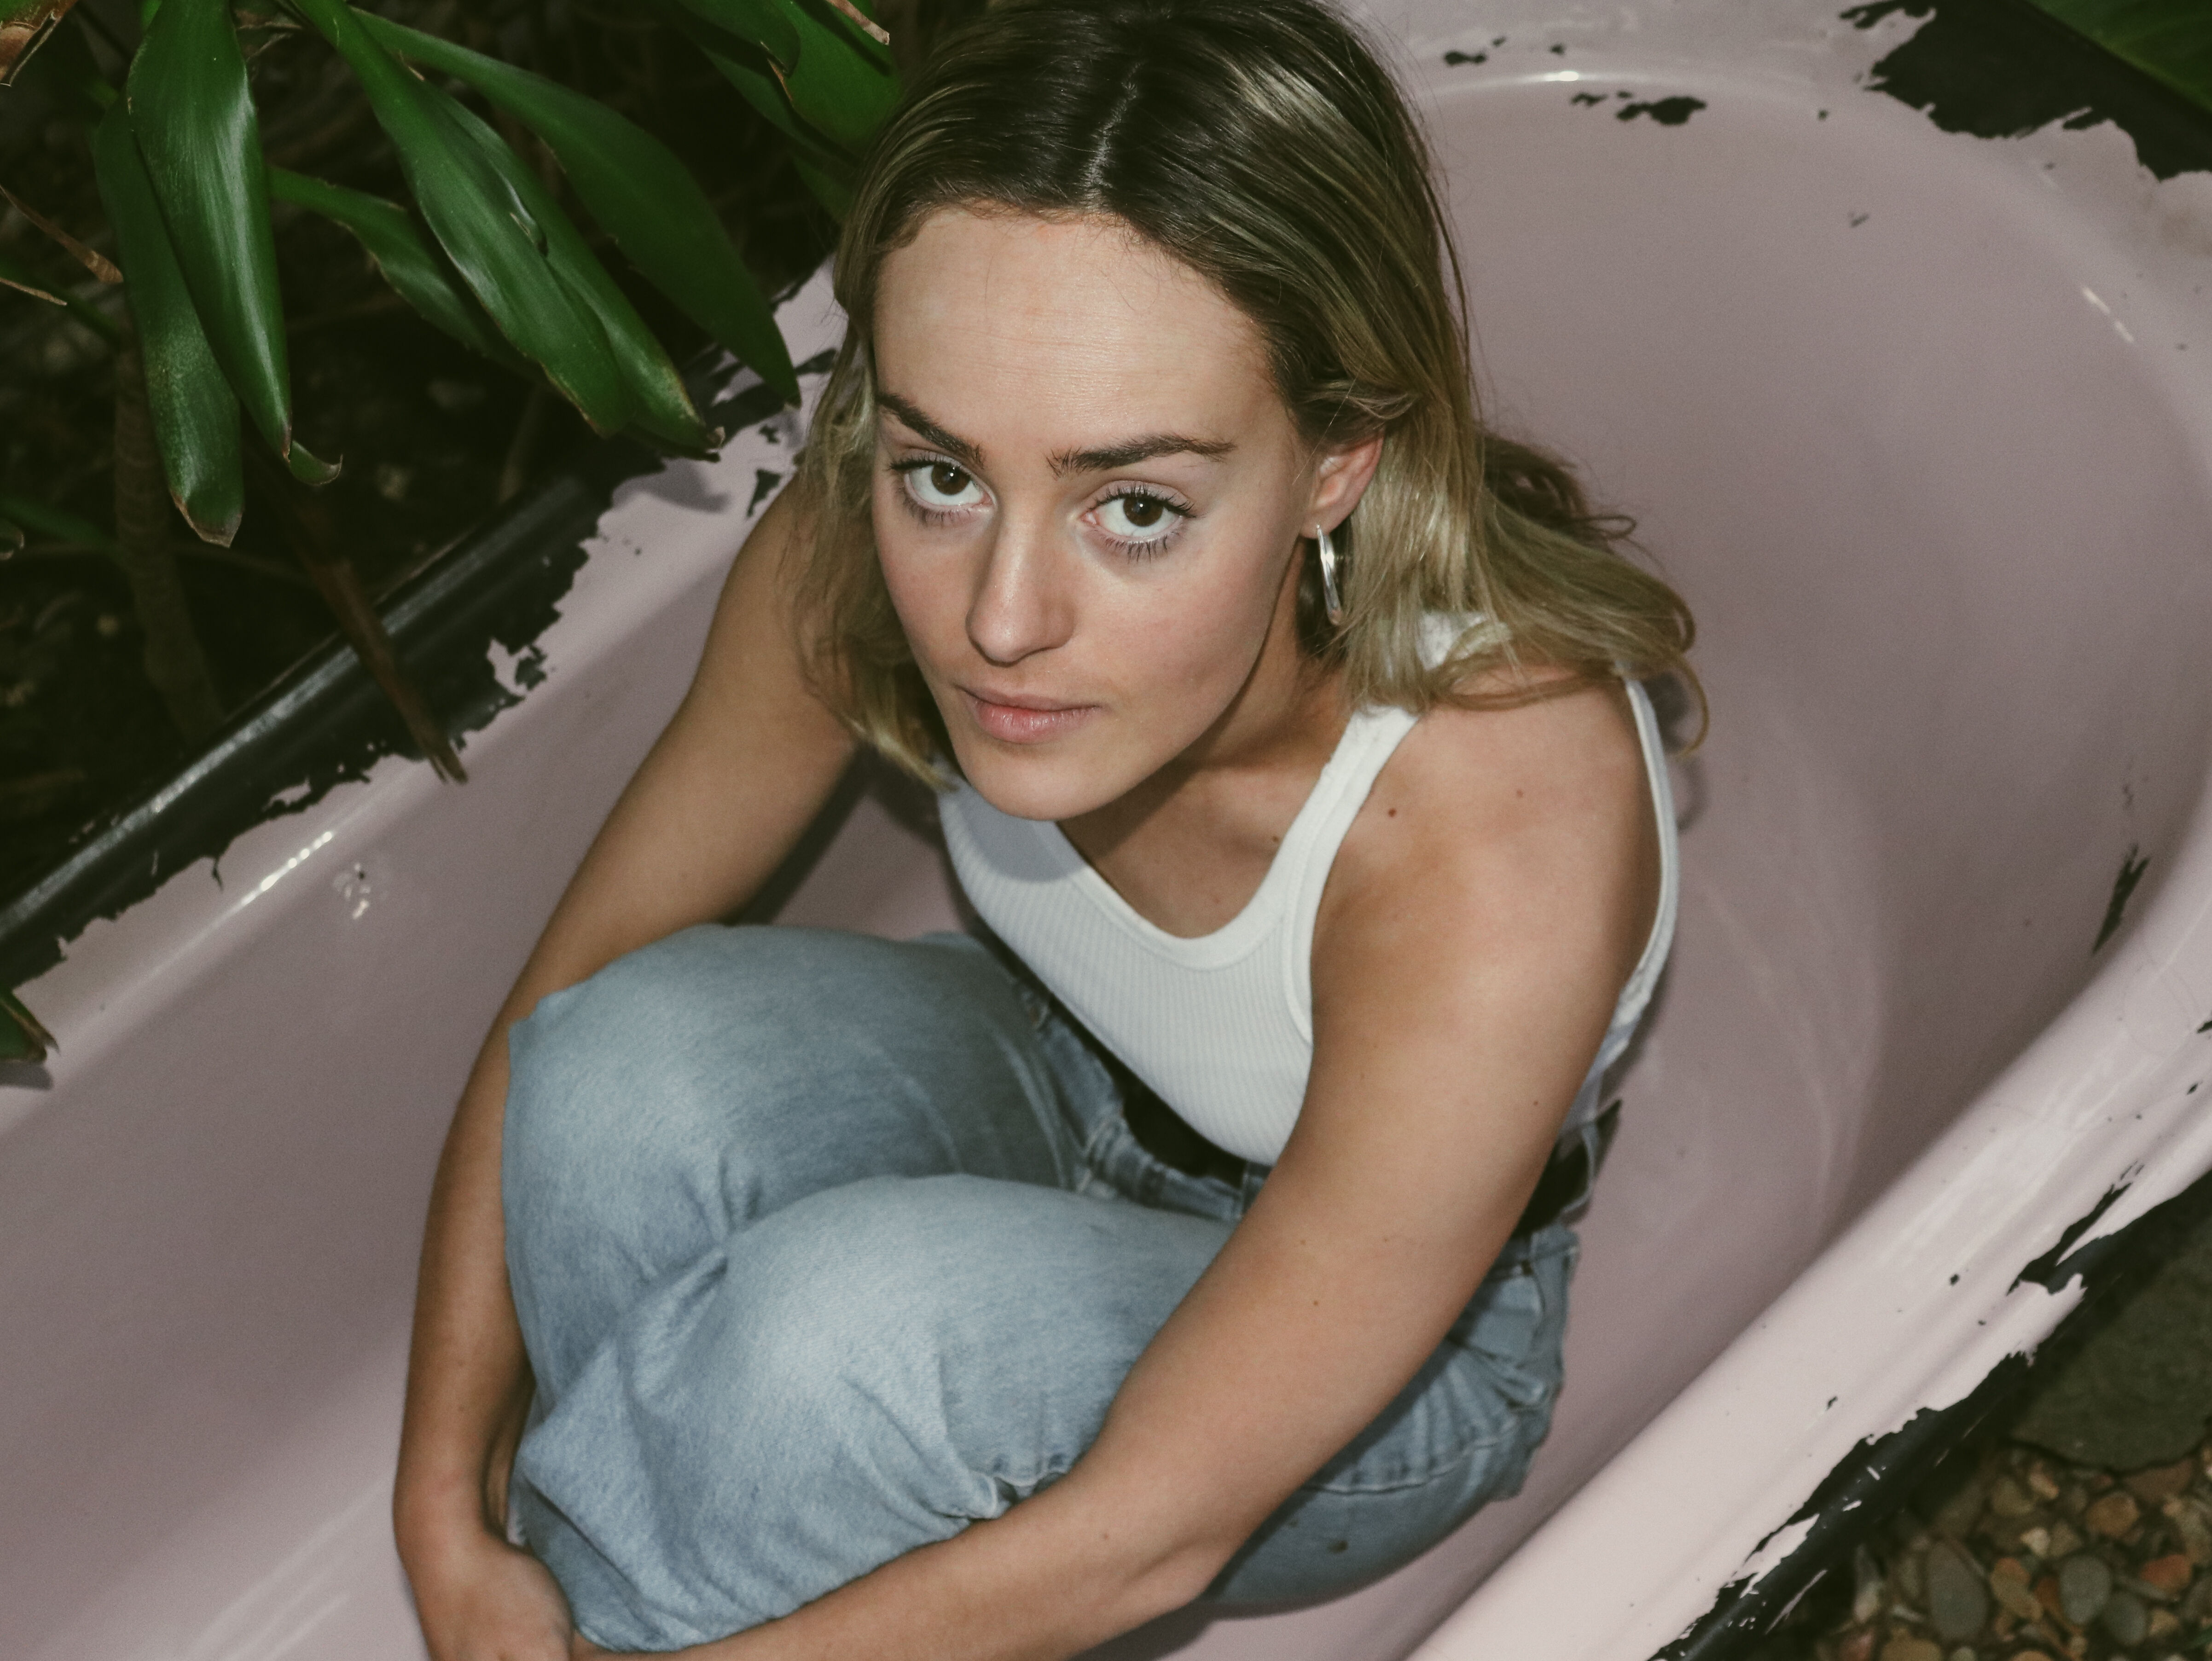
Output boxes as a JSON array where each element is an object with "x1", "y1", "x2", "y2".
[
  {"x1": 1443, "y1": 48, "x2": 1487, "y2": 66},
  {"x1": 1655, "y1": 1161, "x2": 2212, "y2": 1661},
  {"x1": 748, "y1": 469, "x2": 784, "y2": 515},
  {"x1": 2094, "y1": 843, "x2": 2150, "y2": 953},
  {"x1": 1842, "y1": 0, "x2": 2212, "y2": 180},
  {"x1": 1572, "y1": 90, "x2": 1608, "y2": 106},
  {"x1": 1619, "y1": 96, "x2": 1707, "y2": 126},
  {"x1": 0, "y1": 369, "x2": 797, "y2": 994},
  {"x1": 2012, "y1": 1181, "x2": 2128, "y2": 1291}
]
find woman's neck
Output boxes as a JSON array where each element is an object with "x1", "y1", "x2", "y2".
[{"x1": 1059, "y1": 630, "x2": 1347, "y2": 939}]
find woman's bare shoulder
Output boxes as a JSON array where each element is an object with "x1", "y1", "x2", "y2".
[{"x1": 1321, "y1": 671, "x2": 1659, "y2": 992}]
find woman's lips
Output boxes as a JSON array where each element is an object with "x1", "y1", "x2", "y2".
[{"x1": 962, "y1": 688, "x2": 1097, "y2": 745}]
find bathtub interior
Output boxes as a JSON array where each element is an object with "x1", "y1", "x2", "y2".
[{"x1": 9, "y1": 16, "x2": 2212, "y2": 1661}]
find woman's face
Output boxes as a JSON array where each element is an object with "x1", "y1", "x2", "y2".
[{"x1": 871, "y1": 207, "x2": 1376, "y2": 822}]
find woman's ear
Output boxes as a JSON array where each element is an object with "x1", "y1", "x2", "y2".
[{"x1": 1309, "y1": 432, "x2": 1386, "y2": 532}]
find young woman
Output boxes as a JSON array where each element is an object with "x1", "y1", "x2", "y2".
[{"x1": 394, "y1": 2, "x2": 1695, "y2": 1656}]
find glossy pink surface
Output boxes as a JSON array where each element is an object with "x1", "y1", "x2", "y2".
[{"x1": 6, "y1": 5, "x2": 2212, "y2": 1658}]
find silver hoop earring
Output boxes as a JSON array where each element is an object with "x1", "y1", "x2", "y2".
[{"x1": 1315, "y1": 524, "x2": 1346, "y2": 627}]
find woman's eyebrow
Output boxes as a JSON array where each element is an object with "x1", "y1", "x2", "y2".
[
  {"x1": 877, "y1": 391, "x2": 985, "y2": 470},
  {"x1": 1048, "y1": 434, "x2": 1235, "y2": 475},
  {"x1": 876, "y1": 390, "x2": 1233, "y2": 476}
]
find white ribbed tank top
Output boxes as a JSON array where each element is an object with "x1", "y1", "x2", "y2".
[{"x1": 941, "y1": 622, "x2": 1681, "y2": 1165}]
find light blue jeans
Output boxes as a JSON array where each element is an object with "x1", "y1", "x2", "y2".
[{"x1": 504, "y1": 926, "x2": 1577, "y2": 1653}]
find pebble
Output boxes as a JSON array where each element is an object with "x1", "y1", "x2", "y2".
[
  {"x1": 2027, "y1": 1465, "x2": 2062, "y2": 1501},
  {"x1": 2056, "y1": 1552, "x2": 2113, "y2": 1623},
  {"x1": 1989, "y1": 1557, "x2": 2044, "y2": 1620},
  {"x1": 2101, "y1": 1586, "x2": 2150, "y2": 1646},
  {"x1": 2045, "y1": 1521, "x2": 2084, "y2": 1560},
  {"x1": 2020, "y1": 1526, "x2": 2052, "y2": 1559},
  {"x1": 1935, "y1": 1478, "x2": 1990, "y2": 1537},
  {"x1": 1927, "y1": 1539, "x2": 1991, "y2": 1640},
  {"x1": 1991, "y1": 1476, "x2": 2040, "y2": 1518},
  {"x1": 2126, "y1": 1458, "x2": 2199, "y2": 1505},
  {"x1": 2148, "y1": 1605, "x2": 2183, "y2": 1639},
  {"x1": 1853, "y1": 1544, "x2": 1888, "y2": 1625},
  {"x1": 2084, "y1": 1490, "x2": 2142, "y2": 1539},
  {"x1": 1838, "y1": 1627, "x2": 1877, "y2": 1661},
  {"x1": 2164, "y1": 1495, "x2": 2212, "y2": 1563},
  {"x1": 2138, "y1": 1551, "x2": 2195, "y2": 1596},
  {"x1": 1879, "y1": 1638, "x2": 1942, "y2": 1661}
]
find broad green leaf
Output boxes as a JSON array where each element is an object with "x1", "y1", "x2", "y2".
[
  {"x1": 652, "y1": 0, "x2": 859, "y2": 216},
  {"x1": 439, "y1": 98, "x2": 718, "y2": 453},
  {"x1": 92, "y1": 100, "x2": 244, "y2": 544},
  {"x1": 774, "y1": 0, "x2": 899, "y2": 154},
  {"x1": 2026, "y1": 0, "x2": 2212, "y2": 116},
  {"x1": 290, "y1": 0, "x2": 640, "y2": 436},
  {"x1": 267, "y1": 167, "x2": 529, "y2": 374},
  {"x1": 126, "y1": 0, "x2": 334, "y2": 484},
  {"x1": 0, "y1": 487, "x2": 116, "y2": 549},
  {"x1": 354, "y1": 13, "x2": 795, "y2": 403}
]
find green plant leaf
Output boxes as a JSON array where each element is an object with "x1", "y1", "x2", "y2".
[
  {"x1": 2025, "y1": 0, "x2": 2212, "y2": 116},
  {"x1": 0, "y1": 514, "x2": 22, "y2": 556},
  {"x1": 125, "y1": 0, "x2": 334, "y2": 484},
  {"x1": 0, "y1": 987, "x2": 53, "y2": 1063},
  {"x1": 651, "y1": 0, "x2": 859, "y2": 216},
  {"x1": 353, "y1": 12, "x2": 795, "y2": 403},
  {"x1": 0, "y1": 487, "x2": 116, "y2": 549},
  {"x1": 290, "y1": 0, "x2": 641, "y2": 437},
  {"x1": 266, "y1": 166, "x2": 529, "y2": 374},
  {"x1": 772, "y1": 0, "x2": 898, "y2": 154},
  {"x1": 438, "y1": 97, "x2": 719, "y2": 453},
  {"x1": 91, "y1": 99, "x2": 244, "y2": 544}
]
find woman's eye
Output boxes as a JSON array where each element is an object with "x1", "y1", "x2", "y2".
[
  {"x1": 901, "y1": 461, "x2": 985, "y2": 511},
  {"x1": 1096, "y1": 492, "x2": 1184, "y2": 545}
]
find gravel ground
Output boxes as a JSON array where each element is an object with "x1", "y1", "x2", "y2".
[{"x1": 1764, "y1": 1203, "x2": 2212, "y2": 1661}]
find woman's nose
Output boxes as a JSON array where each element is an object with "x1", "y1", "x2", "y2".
[{"x1": 965, "y1": 516, "x2": 1075, "y2": 667}]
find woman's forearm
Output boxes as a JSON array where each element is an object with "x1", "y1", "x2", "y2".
[
  {"x1": 627, "y1": 1475, "x2": 1216, "y2": 1661},
  {"x1": 394, "y1": 1016, "x2": 537, "y2": 1561}
]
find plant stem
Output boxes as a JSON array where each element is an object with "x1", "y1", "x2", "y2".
[
  {"x1": 111, "y1": 331, "x2": 226, "y2": 743},
  {"x1": 245, "y1": 448, "x2": 467, "y2": 783}
]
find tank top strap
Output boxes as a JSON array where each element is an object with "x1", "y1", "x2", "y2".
[{"x1": 1280, "y1": 702, "x2": 1421, "y2": 1044}]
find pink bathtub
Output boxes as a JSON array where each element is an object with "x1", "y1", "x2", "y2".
[{"x1": 7, "y1": 2, "x2": 2212, "y2": 1656}]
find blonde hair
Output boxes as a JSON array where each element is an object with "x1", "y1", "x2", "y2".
[{"x1": 791, "y1": 0, "x2": 1700, "y2": 778}]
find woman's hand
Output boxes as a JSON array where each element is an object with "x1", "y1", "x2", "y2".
[{"x1": 409, "y1": 1524, "x2": 577, "y2": 1661}]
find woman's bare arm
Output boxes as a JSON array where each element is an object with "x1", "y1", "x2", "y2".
[
  {"x1": 626, "y1": 680, "x2": 1660, "y2": 1661},
  {"x1": 395, "y1": 488, "x2": 858, "y2": 1660}
]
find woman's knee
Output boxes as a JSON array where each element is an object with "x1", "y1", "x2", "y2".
[
  {"x1": 708, "y1": 1176, "x2": 1168, "y2": 1499},
  {"x1": 506, "y1": 926, "x2": 885, "y2": 1193}
]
